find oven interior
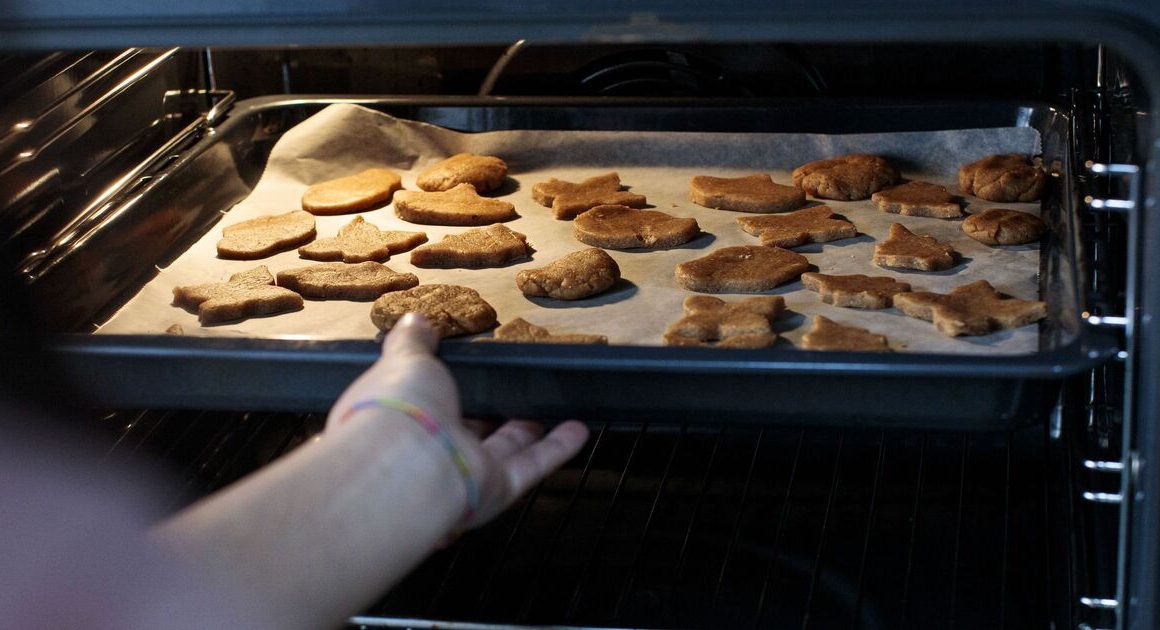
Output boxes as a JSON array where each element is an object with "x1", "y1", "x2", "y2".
[{"x1": 2, "y1": 38, "x2": 1148, "y2": 629}]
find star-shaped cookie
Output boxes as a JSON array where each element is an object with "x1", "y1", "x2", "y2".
[
  {"x1": 893, "y1": 280, "x2": 1047, "y2": 336},
  {"x1": 663, "y1": 295, "x2": 785, "y2": 348},
  {"x1": 532, "y1": 172, "x2": 647, "y2": 220},
  {"x1": 800, "y1": 272, "x2": 912, "y2": 309},
  {"x1": 872, "y1": 223, "x2": 958, "y2": 271},
  {"x1": 172, "y1": 266, "x2": 303, "y2": 324},
  {"x1": 298, "y1": 216, "x2": 427, "y2": 263},
  {"x1": 736, "y1": 206, "x2": 857, "y2": 248}
]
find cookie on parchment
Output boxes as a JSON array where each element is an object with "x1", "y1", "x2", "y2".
[
  {"x1": 958, "y1": 153, "x2": 1045, "y2": 202},
  {"x1": 217, "y1": 210, "x2": 317, "y2": 260},
  {"x1": 301, "y1": 168, "x2": 403, "y2": 215},
  {"x1": 735, "y1": 205, "x2": 857, "y2": 248},
  {"x1": 410, "y1": 223, "x2": 532, "y2": 268},
  {"x1": 872, "y1": 223, "x2": 958, "y2": 272},
  {"x1": 532, "y1": 172, "x2": 648, "y2": 220},
  {"x1": 477, "y1": 318, "x2": 608, "y2": 345},
  {"x1": 893, "y1": 280, "x2": 1046, "y2": 337},
  {"x1": 416, "y1": 153, "x2": 508, "y2": 193},
  {"x1": 871, "y1": 181, "x2": 963, "y2": 219},
  {"x1": 515, "y1": 248, "x2": 620, "y2": 300},
  {"x1": 370, "y1": 284, "x2": 498, "y2": 338},
  {"x1": 298, "y1": 216, "x2": 427, "y2": 263},
  {"x1": 792, "y1": 154, "x2": 900, "y2": 201},
  {"x1": 801, "y1": 315, "x2": 890, "y2": 352},
  {"x1": 573, "y1": 205, "x2": 700, "y2": 250},
  {"x1": 689, "y1": 173, "x2": 806, "y2": 213},
  {"x1": 663, "y1": 295, "x2": 785, "y2": 349},
  {"x1": 276, "y1": 261, "x2": 419, "y2": 301},
  {"x1": 961, "y1": 208, "x2": 1046, "y2": 245},
  {"x1": 800, "y1": 272, "x2": 912, "y2": 309},
  {"x1": 172, "y1": 266, "x2": 303, "y2": 325},
  {"x1": 675, "y1": 245, "x2": 809, "y2": 293},
  {"x1": 394, "y1": 183, "x2": 517, "y2": 226}
]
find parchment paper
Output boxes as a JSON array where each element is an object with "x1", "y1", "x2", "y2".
[{"x1": 98, "y1": 103, "x2": 1044, "y2": 355}]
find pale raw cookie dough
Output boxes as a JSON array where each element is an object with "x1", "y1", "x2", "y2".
[
  {"x1": 961, "y1": 208, "x2": 1046, "y2": 245},
  {"x1": 958, "y1": 153, "x2": 1045, "y2": 202},
  {"x1": 410, "y1": 223, "x2": 531, "y2": 268},
  {"x1": 172, "y1": 266, "x2": 303, "y2": 325},
  {"x1": 736, "y1": 205, "x2": 857, "y2": 248},
  {"x1": 532, "y1": 172, "x2": 648, "y2": 220},
  {"x1": 871, "y1": 181, "x2": 963, "y2": 219},
  {"x1": 370, "y1": 284, "x2": 498, "y2": 338},
  {"x1": 477, "y1": 317, "x2": 608, "y2": 345},
  {"x1": 515, "y1": 247, "x2": 620, "y2": 300},
  {"x1": 217, "y1": 210, "x2": 316, "y2": 260},
  {"x1": 689, "y1": 173, "x2": 806, "y2": 213},
  {"x1": 573, "y1": 204, "x2": 700, "y2": 250},
  {"x1": 394, "y1": 183, "x2": 517, "y2": 226},
  {"x1": 416, "y1": 153, "x2": 508, "y2": 193},
  {"x1": 301, "y1": 168, "x2": 403, "y2": 215},
  {"x1": 894, "y1": 279, "x2": 1047, "y2": 337},
  {"x1": 298, "y1": 216, "x2": 427, "y2": 263},
  {"x1": 872, "y1": 223, "x2": 958, "y2": 272},
  {"x1": 276, "y1": 261, "x2": 419, "y2": 301},
  {"x1": 801, "y1": 315, "x2": 890, "y2": 352},
  {"x1": 800, "y1": 272, "x2": 912, "y2": 309},
  {"x1": 675, "y1": 245, "x2": 809, "y2": 293},
  {"x1": 792, "y1": 154, "x2": 900, "y2": 201}
]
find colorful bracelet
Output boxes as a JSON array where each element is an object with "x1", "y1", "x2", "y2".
[{"x1": 338, "y1": 397, "x2": 479, "y2": 529}]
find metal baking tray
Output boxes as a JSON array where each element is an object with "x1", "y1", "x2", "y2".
[{"x1": 41, "y1": 96, "x2": 1117, "y2": 429}]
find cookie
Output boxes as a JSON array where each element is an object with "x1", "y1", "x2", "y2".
[
  {"x1": 478, "y1": 317, "x2": 608, "y2": 345},
  {"x1": 217, "y1": 210, "x2": 317, "y2": 260},
  {"x1": 532, "y1": 172, "x2": 648, "y2": 220},
  {"x1": 394, "y1": 183, "x2": 517, "y2": 226},
  {"x1": 689, "y1": 173, "x2": 806, "y2": 213},
  {"x1": 298, "y1": 216, "x2": 427, "y2": 263},
  {"x1": 675, "y1": 245, "x2": 809, "y2": 293},
  {"x1": 370, "y1": 284, "x2": 497, "y2": 338},
  {"x1": 961, "y1": 208, "x2": 1046, "y2": 245},
  {"x1": 663, "y1": 295, "x2": 785, "y2": 348},
  {"x1": 573, "y1": 205, "x2": 700, "y2": 250},
  {"x1": 172, "y1": 266, "x2": 303, "y2": 325},
  {"x1": 893, "y1": 279, "x2": 1047, "y2": 337},
  {"x1": 872, "y1": 223, "x2": 958, "y2": 272},
  {"x1": 735, "y1": 205, "x2": 857, "y2": 248},
  {"x1": 300, "y1": 168, "x2": 403, "y2": 215},
  {"x1": 276, "y1": 262, "x2": 419, "y2": 301},
  {"x1": 871, "y1": 181, "x2": 963, "y2": 219},
  {"x1": 416, "y1": 153, "x2": 508, "y2": 193},
  {"x1": 410, "y1": 223, "x2": 532, "y2": 268},
  {"x1": 792, "y1": 154, "x2": 900, "y2": 201},
  {"x1": 801, "y1": 315, "x2": 890, "y2": 352},
  {"x1": 800, "y1": 272, "x2": 912, "y2": 309},
  {"x1": 958, "y1": 153, "x2": 1046, "y2": 202},
  {"x1": 515, "y1": 247, "x2": 620, "y2": 300}
]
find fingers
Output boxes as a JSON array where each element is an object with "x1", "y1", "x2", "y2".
[
  {"x1": 381, "y1": 312, "x2": 438, "y2": 360},
  {"x1": 481, "y1": 420, "x2": 545, "y2": 460},
  {"x1": 498, "y1": 420, "x2": 589, "y2": 499}
]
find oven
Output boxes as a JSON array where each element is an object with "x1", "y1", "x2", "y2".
[{"x1": 1, "y1": 3, "x2": 1157, "y2": 629}]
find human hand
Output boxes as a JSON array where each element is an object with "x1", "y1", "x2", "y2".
[{"x1": 328, "y1": 313, "x2": 590, "y2": 528}]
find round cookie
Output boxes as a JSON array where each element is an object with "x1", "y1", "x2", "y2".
[
  {"x1": 369, "y1": 284, "x2": 497, "y2": 338},
  {"x1": 961, "y1": 208, "x2": 1046, "y2": 245},
  {"x1": 957, "y1": 153, "x2": 1045, "y2": 202},
  {"x1": 416, "y1": 153, "x2": 508, "y2": 193},
  {"x1": 791, "y1": 154, "x2": 900, "y2": 201}
]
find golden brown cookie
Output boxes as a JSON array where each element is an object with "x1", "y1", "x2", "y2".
[
  {"x1": 370, "y1": 284, "x2": 498, "y2": 338},
  {"x1": 298, "y1": 216, "x2": 427, "y2": 263},
  {"x1": 800, "y1": 272, "x2": 912, "y2": 309},
  {"x1": 410, "y1": 223, "x2": 532, "y2": 268},
  {"x1": 801, "y1": 315, "x2": 890, "y2": 352},
  {"x1": 515, "y1": 248, "x2": 620, "y2": 300},
  {"x1": 872, "y1": 223, "x2": 958, "y2": 272},
  {"x1": 532, "y1": 172, "x2": 648, "y2": 220},
  {"x1": 172, "y1": 266, "x2": 303, "y2": 325},
  {"x1": 871, "y1": 181, "x2": 963, "y2": 219},
  {"x1": 477, "y1": 318, "x2": 608, "y2": 345},
  {"x1": 893, "y1": 280, "x2": 1047, "y2": 337},
  {"x1": 735, "y1": 205, "x2": 857, "y2": 248},
  {"x1": 573, "y1": 205, "x2": 700, "y2": 250},
  {"x1": 688, "y1": 173, "x2": 807, "y2": 213},
  {"x1": 416, "y1": 153, "x2": 508, "y2": 193},
  {"x1": 958, "y1": 153, "x2": 1046, "y2": 202},
  {"x1": 675, "y1": 245, "x2": 809, "y2": 293},
  {"x1": 394, "y1": 183, "x2": 517, "y2": 226},
  {"x1": 961, "y1": 208, "x2": 1046, "y2": 245},
  {"x1": 663, "y1": 295, "x2": 784, "y2": 348},
  {"x1": 792, "y1": 154, "x2": 900, "y2": 201},
  {"x1": 300, "y1": 168, "x2": 403, "y2": 215},
  {"x1": 275, "y1": 262, "x2": 419, "y2": 301},
  {"x1": 217, "y1": 210, "x2": 317, "y2": 260}
]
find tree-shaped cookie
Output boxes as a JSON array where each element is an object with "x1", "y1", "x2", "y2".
[
  {"x1": 663, "y1": 295, "x2": 785, "y2": 348},
  {"x1": 532, "y1": 172, "x2": 647, "y2": 220},
  {"x1": 736, "y1": 206, "x2": 857, "y2": 248},
  {"x1": 801, "y1": 315, "x2": 890, "y2": 352},
  {"x1": 872, "y1": 223, "x2": 958, "y2": 271},
  {"x1": 172, "y1": 266, "x2": 303, "y2": 324},
  {"x1": 298, "y1": 216, "x2": 427, "y2": 263},
  {"x1": 893, "y1": 280, "x2": 1047, "y2": 336}
]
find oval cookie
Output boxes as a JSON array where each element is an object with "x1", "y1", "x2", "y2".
[
  {"x1": 301, "y1": 168, "x2": 403, "y2": 215},
  {"x1": 675, "y1": 245, "x2": 809, "y2": 293},
  {"x1": 961, "y1": 208, "x2": 1045, "y2": 245},
  {"x1": 370, "y1": 284, "x2": 497, "y2": 338},
  {"x1": 573, "y1": 204, "x2": 700, "y2": 250},
  {"x1": 416, "y1": 153, "x2": 508, "y2": 193}
]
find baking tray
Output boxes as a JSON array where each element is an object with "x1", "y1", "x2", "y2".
[{"x1": 40, "y1": 96, "x2": 1118, "y2": 429}]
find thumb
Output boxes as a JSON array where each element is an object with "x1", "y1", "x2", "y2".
[{"x1": 381, "y1": 312, "x2": 439, "y2": 361}]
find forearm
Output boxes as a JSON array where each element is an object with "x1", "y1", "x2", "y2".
[{"x1": 152, "y1": 411, "x2": 464, "y2": 629}]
